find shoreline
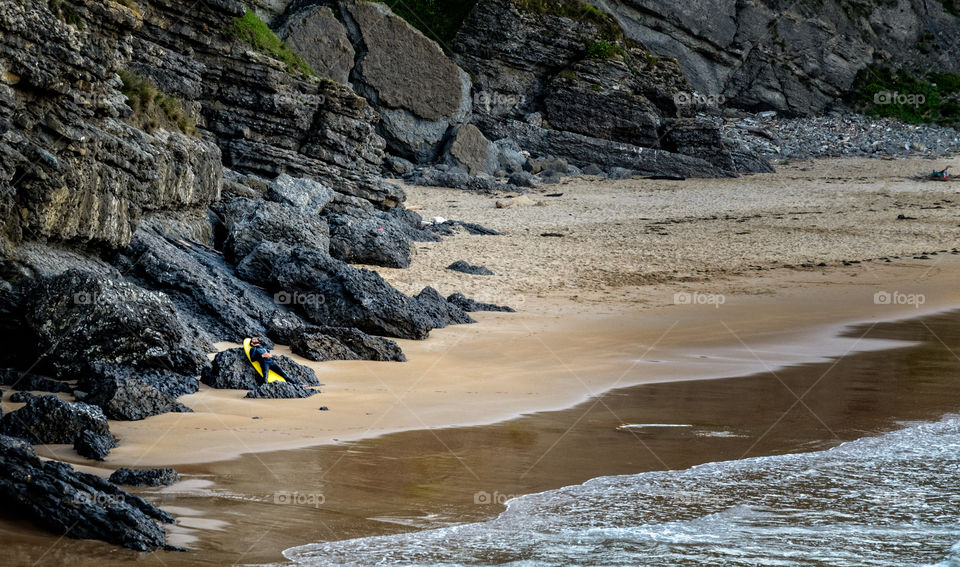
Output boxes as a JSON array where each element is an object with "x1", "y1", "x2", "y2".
[{"x1": 29, "y1": 255, "x2": 960, "y2": 468}]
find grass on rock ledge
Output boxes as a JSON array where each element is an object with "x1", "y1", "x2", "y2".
[
  {"x1": 118, "y1": 70, "x2": 196, "y2": 136},
  {"x1": 227, "y1": 7, "x2": 315, "y2": 76}
]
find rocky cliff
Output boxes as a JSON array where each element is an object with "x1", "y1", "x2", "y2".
[
  {"x1": 595, "y1": 0, "x2": 960, "y2": 115},
  {"x1": 0, "y1": 0, "x2": 495, "y2": 549}
]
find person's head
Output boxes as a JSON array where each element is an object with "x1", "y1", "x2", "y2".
[{"x1": 250, "y1": 337, "x2": 262, "y2": 347}]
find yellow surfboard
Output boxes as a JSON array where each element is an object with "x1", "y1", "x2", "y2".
[{"x1": 243, "y1": 338, "x2": 287, "y2": 383}]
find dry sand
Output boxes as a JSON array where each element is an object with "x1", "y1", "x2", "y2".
[{"x1": 26, "y1": 157, "x2": 960, "y2": 468}]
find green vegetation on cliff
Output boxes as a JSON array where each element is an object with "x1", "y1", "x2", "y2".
[
  {"x1": 118, "y1": 70, "x2": 197, "y2": 136},
  {"x1": 586, "y1": 40, "x2": 625, "y2": 59},
  {"x1": 227, "y1": 7, "x2": 315, "y2": 76},
  {"x1": 377, "y1": 0, "x2": 477, "y2": 45},
  {"x1": 856, "y1": 66, "x2": 960, "y2": 126}
]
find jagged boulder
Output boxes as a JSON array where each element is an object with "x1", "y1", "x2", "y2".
[
  {"x1": 325, "y1": 207, "x2": 413, "y2": 268},
  {"x1": 0, "y1": 435, "x2": 173, "y2": 550},
  {"x1": 443, "y1": 124, "x2": 500, "y2": 176},
  {"x1": 23, "y1": 270, "x2": 209, "y2": 378},
  {"x1": 81, "y1": 374, "x2": 193, "y2": 422},
  {"x1": 220, "y1": 198, "x2": 331, "y2": 263},
  {"x1": 278, "y1": 5, "x2": 355, "y2": 84},
  {"x1": 663, "y1": 118, "x2": 776, "y2": 174},
  {"x1": 264, "y1": 173, "x2": 336, "y2": 215},
  {"x1": 201, "y1": 348, "x2": 319, "y2": 390},
  {"x1": 447, "y1": 260, "x2": 494, "y2": 276},
  {"x1": 290, "y1": 326, "x2": 406, "y2": 362},
  {"x1": 74, "y1": 430, "x2": 118, "y2": 461},
  {"x1": 245, "y1": 382, "x2": 318, "y2": 399},
  {"x1": 0, "y1": 369, "x2": 71, "y2": 394},
  {"x1": 289, "y1": 262, "x2": 436, "y2": 340},
  {"x1": 415, "y1": 287, "x2": 476, "y2": 328},
  {"x1": 119, "y1": 226, "x2": 286, "y2": 345},
  {"x1": 448, "y1": 293, "x2": 516, "y2": 313},
  {"x1": 0, "y1": 395, "x2": 111, "y2": 445},
  {"x1": 241, "y1": 244, "x2": 436, "y2": 340},
  {"x1": 110, "y1": 467, "x2": 180, "y2": 487}
]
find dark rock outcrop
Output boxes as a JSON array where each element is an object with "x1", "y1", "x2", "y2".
[
  {"x1": 80, "y1": 373, "x2": 193, "y2": 422},
  {"x1": 220, "y1": 198, "x2": 330, "y2": 264},
  {"x1": 0, "y1": 395, "x2": 111, "y2": 445},
  {"x1": 264, "y1": 173, "x2": 335, "y2": 215},
  {"x1": 415, "y1": 287, "x2": 476, "y2": 329},
  {"x1": 447, "y1": 293, "x2": 516, "y2": 313},
  {"x1": 325, "y1": 207, "x2": 413, "y2": 268},
  {"x1": 201, "y1": 348, "x2": 319, "y2": 390},
  {"x1": 74, "y1": 430, "x2": 118, "y2": 461},
  {"x1": 0, "y1": 369, "x2": 72, "y2": 394},
  {"x1": 109, "y1": 467, "x2": 180, "y2": 487},
  {"x1": 241, "y1": 244, "x2": 436, "y2": 340},
  {"x1": 447, "y1": 260, "x2": 494, "y2": 276},
  {"x1": 119, "y1": 225, "x2": 289, "y2": 346},
  {"x1": 290, "y1": 326, "x2": 406, "y2": 362},
  {"x1": 245, "y1": 381, "x2": 318, "y2": 399},
  {"x1": 23, "y1": 270, "x2": 208, "y2": 379},
  {"x1": 0, "y1": 435, "x2": 173, "y2": 550},
  {"x1": 482, "y1": 120, "x2": 732, "y2": 178}
]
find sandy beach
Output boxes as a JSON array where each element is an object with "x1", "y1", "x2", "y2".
[
  {"x1": 6, "y1": 157, "x2": 960, "y2": 564},
  {"x1": 33, "y1": 156, "x2": 959, "y2": 466}
]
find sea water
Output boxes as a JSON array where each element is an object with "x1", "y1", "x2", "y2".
[{"x1": 283, "y1": 416, "x2": 960, "y2": 566}]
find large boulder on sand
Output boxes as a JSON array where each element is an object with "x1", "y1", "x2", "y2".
[
  {"x1": 245, "y1": 382, "x2": 318, "y2": 399},
  {"x1": 443, "y1": 124, "x2": 500, "y2": 176},
  {"x1": 278, "y1": 6, "x2": 356, "y2": 84},
  {"x1": 1, "y1": 395, "x2": 112, "y2": 445},
  {"x1": 0, "y1": 435, "x2": 174, "y2": 550},
  {"x1": 290, "y1": 326, "x2": 406, "y2": 362},
  {"x1": 109, "y1": 467, "x2": 180, "y2": 487},
  {"x1": 415, "y1": 286, "x2": 476, "y2": 328},
  {"x1": 23, "y1": 270, "x2": 208, "y2": 378},
  {"x1": 238, "y1": 244, "x2": 436, "y2": 340},
  {"x1": 330, "y1": 0, "x2": 472, "y2": 161},
  {"x1": 201, "y1": 348, "x2": 319, "y2": 390}
]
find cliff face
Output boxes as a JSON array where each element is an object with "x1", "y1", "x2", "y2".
[
  {"x1": 0, "y1": 0, "x2": 221, "y2": 250},
  {"x1": 595, "y1": 0, "x2": 960, "y2": 115}
]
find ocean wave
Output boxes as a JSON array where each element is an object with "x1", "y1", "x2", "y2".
[{"x1": 283, "y1": 416, "x2": 960, "y2": 567}]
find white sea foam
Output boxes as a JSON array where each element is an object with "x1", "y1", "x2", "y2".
[{"x1": 282, "y1": 416, "x2": 960, "y2": 567}]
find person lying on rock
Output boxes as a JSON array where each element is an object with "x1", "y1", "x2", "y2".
[{"x1": 250, "y1": 337, "x2": 291, "y2": 383}]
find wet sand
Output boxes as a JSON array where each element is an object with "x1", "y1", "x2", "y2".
[{"x1": 4, "y1": 304, "x2": 960, "y2": 566}]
